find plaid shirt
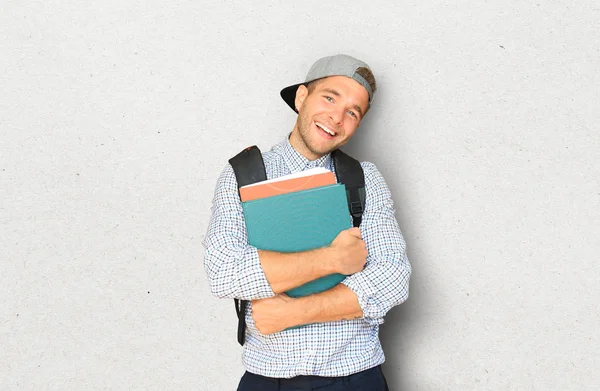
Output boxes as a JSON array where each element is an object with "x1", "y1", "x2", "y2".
[{"x1": 203, "y1": 137, "x2": 411, "y2": 378}]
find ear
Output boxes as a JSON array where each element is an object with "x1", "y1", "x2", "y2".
[{"x1": 294, "y1": 85, "x2": 308, "y2": 112}]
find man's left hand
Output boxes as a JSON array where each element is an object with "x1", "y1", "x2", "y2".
[{"x1": 251, "y1": 294, "x2": 295, "y2": 335}]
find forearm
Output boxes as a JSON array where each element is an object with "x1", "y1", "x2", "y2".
[
  {"x1": 258, "y1": 247, "x2": 339, "y2": 294},
  {"x1": 253, "y1": 253, "x2": 410, "y2": 334},
  {"x1": 289, "y1": 284, "x2": 363, "y2": 326},
  {"x1": 251, "y1": 284, "x2": 363, "y2": 335}
]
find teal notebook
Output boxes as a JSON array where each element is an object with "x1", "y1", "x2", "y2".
[{"x1": 242, "y1": 183, "x2": 352, "y2": 298}]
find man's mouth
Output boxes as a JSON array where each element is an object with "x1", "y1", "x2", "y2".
[{"x1": 315, "y1": 122, "x2": 337, "y2": 138}]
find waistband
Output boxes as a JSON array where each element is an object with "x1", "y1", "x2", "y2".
[{"x1": 247, "y1": 365, "x2": 383, "y2": 388}]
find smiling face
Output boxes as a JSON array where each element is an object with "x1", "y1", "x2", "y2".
[{"x1": 289, "y1": 75, "x2": 370, "y2": 161}]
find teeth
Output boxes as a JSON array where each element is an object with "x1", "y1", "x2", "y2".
[{"x1": 316, "y1": 122, "x2": 336, "y2": 136}]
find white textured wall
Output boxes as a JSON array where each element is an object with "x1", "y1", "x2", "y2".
[{"x1": 2, "y1": 1, "x2": 599, "y2": 390}]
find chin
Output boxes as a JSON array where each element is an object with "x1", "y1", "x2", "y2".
[{"x1": 312, "y1": 146, "x2": 336, "y2": 157}]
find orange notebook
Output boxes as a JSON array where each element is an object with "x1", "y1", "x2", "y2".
[{"x1": 239, "y1": 167, "x2": 336, "y2": 202}]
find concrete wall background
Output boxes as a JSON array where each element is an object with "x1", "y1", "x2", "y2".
[{"x1": 2, "y1": 1, "x2": 598, "y2": 390}]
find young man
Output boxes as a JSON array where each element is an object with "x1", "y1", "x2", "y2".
[{"x1": 204, "y1": 54, "x2": 411, "y2": 391}]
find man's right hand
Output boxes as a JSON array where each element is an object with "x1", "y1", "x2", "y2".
[{"x1": 329, "y1": 227, "x2": 368, "y2": 275}]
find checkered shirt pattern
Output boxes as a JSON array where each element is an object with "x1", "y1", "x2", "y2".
[{"x1": 203, "y1": 137, "x2": 411, "y2": 378}]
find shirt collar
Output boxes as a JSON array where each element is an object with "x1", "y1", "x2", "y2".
[{"x1": 275, "y1": 134, "x2": 332, "y2": 173}]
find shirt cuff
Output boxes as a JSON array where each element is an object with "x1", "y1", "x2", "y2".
[{"x1": 341, "y1": 273, "x2": 385, "y2": 326}]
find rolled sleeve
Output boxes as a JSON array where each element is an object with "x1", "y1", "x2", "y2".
[
  {"x1": 341, "y1": 162, "x2": 412, "y2": 325},
  {"x1": 203, "y1": 164, "x2": 275, "y2": 300}
]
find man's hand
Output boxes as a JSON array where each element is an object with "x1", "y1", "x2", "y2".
[
  {"x1": 251, "y1": 294, "x2": 295, "y2": 335},
  {"x1": 329, "y1": 227, "x2": 368, "y2": 275}
]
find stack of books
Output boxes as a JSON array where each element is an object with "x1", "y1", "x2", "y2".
[{"x1": 240, "y1": 168, "x2": 352, "y2": 298}]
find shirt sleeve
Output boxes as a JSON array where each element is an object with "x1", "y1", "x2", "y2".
[
  {"x1": 202, "y1": 164, "x2": 275, "y2": 300},
  {"x1": 341, "y1": 162, "x2": 412, "y2": 325}
]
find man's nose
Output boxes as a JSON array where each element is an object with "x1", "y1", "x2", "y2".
[{"x1": 329, "y1": 107, "x2": 344, "y2": 125}]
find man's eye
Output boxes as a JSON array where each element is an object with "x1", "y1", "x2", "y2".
[
  {"x1": 325, "y1": 96, "x2": 333, "y2": 102},
  {"x1": 347, "y1": 110, "x2": 357, "y2": 118}
]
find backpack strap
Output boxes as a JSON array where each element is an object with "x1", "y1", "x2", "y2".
[
  {"x1": 228, "y1": 145, "x2": 267, "y2": 346},
  {"x1": 229, "y1": 145, "x2": 268, "y2": 189},
  {"x1": 331, "y1": 149, "x2": 366, "y2": 228}
]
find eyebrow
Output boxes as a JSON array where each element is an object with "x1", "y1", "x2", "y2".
[
  {"x1": 322, "y1": 88, "x2": 341, "y2": 97},
  {"x1": 321, "y1": 88, "x2": 364, "y2": 118}
]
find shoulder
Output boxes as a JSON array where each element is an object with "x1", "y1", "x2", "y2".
[
  {"x1": 359, "y1": 160, "x2": 380, "y2": 176},
  {"x1": 359, "y1": 161, "x2": 387, "y2": 185},
  {"x1": 359, "y1": 161, "x2": 393, "y2": 205},
  {"x1": 214, "y1": 163, "x2": 238, "y2": 192}
]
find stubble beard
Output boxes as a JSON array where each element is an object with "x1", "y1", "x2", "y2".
[{"x1": 296, "y1": 111, "x2": 336, "y2": 159}]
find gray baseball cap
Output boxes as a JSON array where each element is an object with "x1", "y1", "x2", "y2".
[{"x1": 280, "y1": 54, "x2": 375, "y2": 113}]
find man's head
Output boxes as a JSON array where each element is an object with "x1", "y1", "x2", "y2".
[{"x1": 281, "y1": 54, "x2": 377, "y2": 160}]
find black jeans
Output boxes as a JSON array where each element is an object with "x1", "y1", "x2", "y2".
[{"x1": 237, "y1": 365, "x2": 389, "y2": 391}]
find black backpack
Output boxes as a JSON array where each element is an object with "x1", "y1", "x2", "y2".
[{"x1": 228, "y1": 145, "x2": 366, "y2": 345}]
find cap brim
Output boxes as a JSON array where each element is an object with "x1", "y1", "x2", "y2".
[{"x1": 280, "y1": 83, "x2": 305, "y2": 113}]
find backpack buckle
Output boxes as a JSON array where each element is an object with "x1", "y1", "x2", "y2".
[{"x1": 350, "y1": 200, "x2": 363, "y2": 216}]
